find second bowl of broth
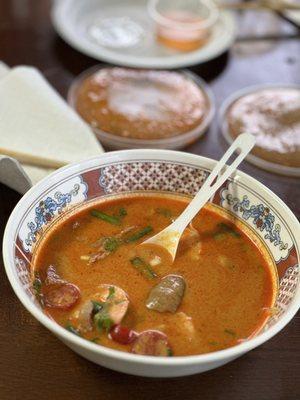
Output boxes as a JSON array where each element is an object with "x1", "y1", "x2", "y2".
[{"x1": 68, "y1": 66, "x2": 214, "y2": 149}]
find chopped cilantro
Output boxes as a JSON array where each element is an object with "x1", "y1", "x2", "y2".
[
  {"x1": 130, "y1": 257, "x2": 157, "y2": 279},
  {"x1": 65, "y1": 323, "x2": 81, "y2": 336},
  {"x1": 214, "y1": 232, "x2": 227, "y2": 241},
  {"x1": 167, "y1": 348, "x2": 173, "y2": 357},
  {"x1": 125, "y1": 226, "x2": 153, "y2": 243},
  {"x1": 32, "y1": 277, "x2": 42, "y2": 295},
  {"x1": 107, "y1": 286, "x2": 115, "y2": 300},
  {"x1": 216, "y1": 222, "x2": 241, "y2": 238},
  {"x1": 156, "y1": 208, "x2": 172, "y2": 218},
  {"x1": 90, "y1": 337, "x2": 100, "y2": 343},
  {"x1": 224, "y1": 329, "x2": 236, "y2": 337},
  {"x1": 92, "y1": 300, "x2": 104, "y2": 314},
  {"x1": 90, "y1": 210, "x2": 121, "y2": 225},
  {"x1": 118, "y1": 207, "x2": 127, "y2": 217},
  {"x1": 103, "y1": 237, "x2": 120, "y2": 252},
  {"x1": 94, "y1": 311, "x2": 113, "y2": 333}
]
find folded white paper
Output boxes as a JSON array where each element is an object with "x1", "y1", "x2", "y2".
[{"x1": 0, "y1": 64, "x2": 104, "y2": 192}]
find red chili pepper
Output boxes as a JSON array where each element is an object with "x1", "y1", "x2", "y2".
[{"x1": 110, "y1": 324, "x2": 137, "y2": 345}]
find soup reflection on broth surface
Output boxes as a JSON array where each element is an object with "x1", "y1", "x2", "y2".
[{"x1": 33, "y1": 194, "x2": 277, "y2": 357}]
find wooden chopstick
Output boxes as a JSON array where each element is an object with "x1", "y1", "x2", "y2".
[
  {"x1": 237, "y1": 33, "x2": 300, "y2": 40},
  {"x1": 277, "y1": 11, "x2": 300, "y2": 30},
  {"x1": 220, "y1": 1, "x2": 300, "y2": 11},
  {"x1": 0, "y1": 148, "x2": 68, "y2": 169}
]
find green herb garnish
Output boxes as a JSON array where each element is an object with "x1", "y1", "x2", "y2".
[
  {"x1": 65, "y1": 323, "x2": 81, "y2": 336},
  {"x1": 103, "y1": 237, "x2": 120, "y2": 252},
  {"x1": 94, "y1": 311, "x2": 113, "y2": 333},
  {"x1": 156, "y1": 208, "x2": 173, "y2": 218},
  {"x1": 33, "y1": 277, "x2": 42, "y2": 295},
  {"x1": 214, "y1": 223, "x2": 241, "y2": 239},
  {"x1": 130, "y1": 257, "x2": 157, "y2": 279},
  {"x1": 214, "y1": 232, "x2": 227, "y2": 241},
  {"x1": 125, "y1": 226, "x2": 153, "y2": 243},
  {"x1": 92, "y1": 300, "x2": 104, "y2": 314},
  {"x1": 90, "y1": 337, "x2": 100, "y2": 343},
  {"x1": 107, "y1": 286, "x2": 115, "y2": 300},
  {"x1": 91, "y1": 209, "x2": 121, "y2": 225},
  {"x1": 167, "y1": 348, "x2": 173, "y2": 357},
  {"x1": 224, "y1": 329, "x2": 236, "y2": 337},
  {"x1": 118, "y1": 207, "x2": 127, "y2": 217}
]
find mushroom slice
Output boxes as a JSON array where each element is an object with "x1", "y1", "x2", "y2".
[{"x1": 146, "y1": 275, "x2": 186, "y2": 313}]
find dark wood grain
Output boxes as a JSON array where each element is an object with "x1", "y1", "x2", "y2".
[{"x1": 0, "y1": 1, "x2": 299, "y2": 399}]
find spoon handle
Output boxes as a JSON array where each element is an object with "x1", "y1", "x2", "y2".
[{"x1": 171, "y1": 133, "x2": 255, "y2": 233}]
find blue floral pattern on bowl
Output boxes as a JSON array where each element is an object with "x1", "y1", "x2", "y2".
[
  {"x1": 224, "y1": 193, "x2": 288, "y2": 251},
  {"x1": 25, "y1": 184, "x2": 80, "y2": 247},
  {"x1": 18, "y1": 177, "x2": 88, "y2": 253}
]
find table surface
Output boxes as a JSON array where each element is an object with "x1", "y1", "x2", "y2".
[{"x1": 0, "y1": 1, "x2": 299, "y2": 399}]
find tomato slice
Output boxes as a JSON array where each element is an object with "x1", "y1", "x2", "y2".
[
  {"x1": 131, "y1": 330, "x2": 172, "y2": 356},
  {"x1": 42, "y1": 283, "x2": 80, "y2": 310},
  {"x1": 110, "y1": 324, "x2": 137, "y2": 345}
]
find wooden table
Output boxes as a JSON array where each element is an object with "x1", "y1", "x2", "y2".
[{"x1": 0, "y1": 1, "x2": 299, "y2": 399}]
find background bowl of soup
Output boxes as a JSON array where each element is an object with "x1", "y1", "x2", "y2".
[
  {"x1": 3, "y1": 150, "x2": 300, "y2": 377},
  {"x1": 68, "y1": 66, "x2": 215, "y2": 150}
]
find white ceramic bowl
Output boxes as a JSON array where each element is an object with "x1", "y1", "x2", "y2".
[{"x1": 3, "y1": 150, "x2": 300, "y2": 377}]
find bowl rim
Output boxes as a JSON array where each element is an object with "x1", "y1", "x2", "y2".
[
  {"x1": 219, "y1": 83, "x2": 300, "y2": 177},
  {"x1": 3, "y1": 149, "x2": 300, "y2": 367},
  {"x1": 67, "y1": 65, "x2": 216, "y2": 148}
]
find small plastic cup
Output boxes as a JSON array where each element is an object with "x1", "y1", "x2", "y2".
[{"x1": 148, "y1": 0, "x2": 219, "y2": 52}]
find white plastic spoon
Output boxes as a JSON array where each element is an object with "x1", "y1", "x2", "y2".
[{"x1": 141, "y1": 133, "x2": 256, "y2": 263}]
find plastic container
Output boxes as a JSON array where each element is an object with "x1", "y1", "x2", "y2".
[
  {"x1": 219, "y1": 84, "x2": 300, "y2": 177},
  {"x1": 68, "y1": 65, "x2": 215, "y2": 150},
  {"x1": 148, "y1": 0, "x2": 219, "y2": 52}
]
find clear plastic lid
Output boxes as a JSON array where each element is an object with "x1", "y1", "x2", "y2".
[
  {"x1": 219, "y1": 84, "x2": 300, "y2": 177},
  {"x1": 68, "y1": 65, "x2": 215, "y2": 150}
]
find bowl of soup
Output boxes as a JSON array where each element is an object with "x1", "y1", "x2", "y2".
[
  {"x1": 3, "y1": 150, "x2": 300, "y2": 377},
  {"x1": 220, "y1": 84, "x2": 300, "y2": 177}
]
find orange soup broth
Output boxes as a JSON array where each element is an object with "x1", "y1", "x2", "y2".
[{"x1": 33, "y1": 194, "x2": 277, "y2": 356}]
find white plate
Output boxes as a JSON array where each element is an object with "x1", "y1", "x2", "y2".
[{"x1": 51, "y1": 0, "x2": 236, "y2": 69}]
